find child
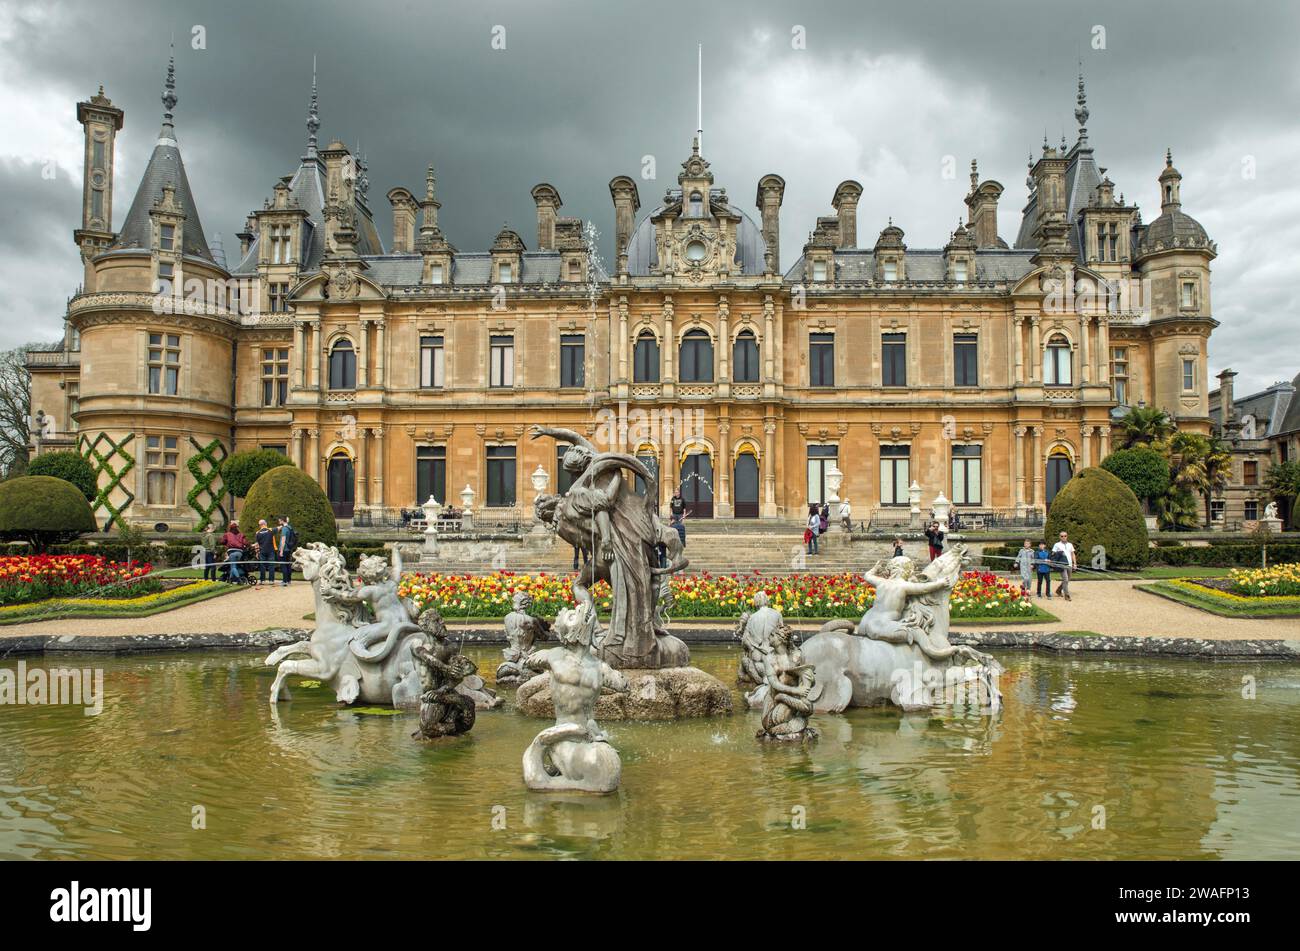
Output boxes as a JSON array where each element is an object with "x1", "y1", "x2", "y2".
[
  {"x1": 1013, "y1": 538, "x2": 1034, "y2": 594},
  {"x1": 1034, "y1": 542, "x2": 1053, "y2": 598},
  {"x1": 893, "y1": 536, "x2": 905, "y2": 557}
]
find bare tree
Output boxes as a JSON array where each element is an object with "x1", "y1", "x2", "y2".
[{"x1": 0, "y1": 347, "x2": 32, "y2": 478}]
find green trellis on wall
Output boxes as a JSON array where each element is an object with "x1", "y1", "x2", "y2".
[
  {"x1": 186, "y1": 437, "x2": 228, "y2": 531},
  {"x1": 79, "y1": 432, "x2": 136, "y2": 531}
]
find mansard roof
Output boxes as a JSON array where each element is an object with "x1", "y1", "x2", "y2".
[
  {"x1": 111, "y1": 136, "x2": 213, "y2": 261},
  {"x1": 783, "y1": 247, "x2": 1036, "y2": 284},
  {"x1": 624, "y1": 190, "x2": 768, "y2": 276},
  {"x1": 360, "y1": 250, "x2": 608, "y2": 287}
]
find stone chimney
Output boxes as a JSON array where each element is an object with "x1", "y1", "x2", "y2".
[
  {"x1": 608, "y1": 176, "x2": 641, "y2": 275},
  {"x1": 1217, "y1": 368, "x2": 1239, "y2": 434},
  {"x1": 755, "y1": 174, "x2": 785, "y2": 273},
  {"x1": 530, "y1": 184, "x2": 562, "y2": 251},
  {"x1": 964, "y1": 161, "x2": 1004, "y2": 249},
  {"x1": 831, "y1": 180, "x2": 863, "y2": 249},
  {"x1": 387, "y1": 187, "x2": 417, "y2": 253}
]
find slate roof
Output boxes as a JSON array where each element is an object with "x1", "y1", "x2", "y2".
[
  {"x1": 783, "y1": 247, "x2": 1037, "y2": 284},
  {"x1": 1210, "y1": 376, "x2": 1298, "y2": 437},
  {"x1": 1136, "y1": 208, "x2": 1210, "y2": 256},
  {"x1": 625, "y1": 191, "x2": 768, "y2": 276},
  {"x1": 369, "y1": 251, "x2": 608, "y2": 287},
  {"x1": 1014, "y1": 140, "x2": 1103, "y2": 257},
  {"x1": 111, "y1": 133, "x2": 212, "y2": 261}
]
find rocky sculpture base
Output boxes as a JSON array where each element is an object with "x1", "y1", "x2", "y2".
[
  {"x1": 756, "y1": 726, "x2": 819, "y2": 743},
  {"x1": 515, "y1": 666, "x2": 733, "y2": 720}
]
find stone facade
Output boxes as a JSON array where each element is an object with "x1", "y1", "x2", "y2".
[
  {"x1": 27, "y1": 68, "x2": 1219, "y2": 530},
  {"x1": 1209, "y1": 369, "x2": 1299, "y2": 528}
]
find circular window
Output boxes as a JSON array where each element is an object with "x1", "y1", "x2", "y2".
[{"x1": 685, "y1": 240, "x2": 708, "y2": 262}]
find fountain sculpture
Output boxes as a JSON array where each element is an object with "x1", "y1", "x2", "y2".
[
  {"x1": 411, "y1": 607, "x2": 481, "y2": 738},
  {"x1": 522, "y1": 602, "x2": 629, "y2": 793},
  {"x1": 756, "y1": 622, "x2": 820, "y2": 742},
  {"x1": 800, "y1": 546, "x2": 1002, "y2": 713},
  {"x1": 497, "y1": 592, "x2": 550, "y2": 688}
]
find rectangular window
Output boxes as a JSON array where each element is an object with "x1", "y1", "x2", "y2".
[
  {"x1": 882, "y1": 333, "x2": 907, "y2": 387},
  {"x1": 489, "y1": 335, "x2": 514, "y2": 388},
  {"x1": 1109, "y1": 223, "x2": 1119, "y2": 261},
  {"x1": 261, "y1": 445, "x2": 287, "y2": 456},
  {"x1": 557, "y1": 444, "x2": 576, "y2": 495},
  {"x1": 811, "y1": 260, "x2": 828, "y2": 282},
  {"x1": 261, "y1": 347, "x2": 289, "y2": 407},
  {"x1": 1245, "y1": 500, "x2": 1258, "y2": 521},
  {"x1": 147, "y1": 332, "x2": 181, "y2": 395},
  {"x1": 953, "y1": 333, "x2": 978, "y2": 387},
  {"x1": 144, "y1": 434, "x2": 179, "y2": 505},
  {"x1": 498, "y1": 262, "x2": 514, "y2": 284},
  {"x1": 880, "y1": 444, "x2": 910, "y2": 505},
  {"x1": 560, "y1": 334, "x2": 585, "y2": 388},
  {"x1": 157, "y1": 261, "x2": 174, "y2": 280},
  {"x1": 486, "y1": 445, "x2": 516, "y2": 507},
  {"x1": 419, "y1": 335, "x2": 444, "y2": 388},
  {"x1": 1181, "y1": 281, "x2": 1196, "y2": 309},
  {"x1": 952, "y1": 259, "x2": 968, "y2": 282},
  {"x1": 429, "y1": 264, "x2": 444, "y2": 285},
  {"x1": 951, "y1": 444, "x2": 983, "y2": 505},
  {"x1": 269, "y1": 283, "x2": 288, "y2": 313},
  {"x1": 1210, "y1": 499, "x2": 1225, "y2": 521},
  {"x1": 1111, "y1": 347, "x2": 1129, "y2": 405},
  {"x1": 1183, "y1": 358, "x2": 1196, "y2": 391},
  {"x1": 806, "y1": 444, "x2": 838, "y2": 505},
  {"x1": 91, "y1": 189, "x2": 103, "y2": 221},
  {"x1": 809, "y1": 333, "x2": 834, "y2": 387},
  {"x1": 92, "y1": 139, "x2": 105, "y2": 171},
  {"x1": 1243, "y1": 461, "x2": 1258, "y2": 486},
  {"x1": 160, "y1": 224, "x2": 175, "y2": 251},
  {"x1": 883, "y1": 260, "x2": 898, "y2": 282},
  {"x1": 416, "y1": 445, "x2": 447, "y2": 504}
]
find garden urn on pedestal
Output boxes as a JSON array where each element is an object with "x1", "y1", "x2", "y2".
[{"x1": 421, "y1": 495, "x2": 441, "y2": 554}]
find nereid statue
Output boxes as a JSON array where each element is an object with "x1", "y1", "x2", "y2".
[
  {"x1": 521, "y1": 602, "x2": 629, "y2": 793},
  {"x1": 497, "y1": 592, "x2": 549, "y2": 688},
  {"x1": 411, "y1": 607, "x2": 480, "y2": 738},
  {"x1": 757, "y1": 622, "x2": 820, "y2": 742},
  {"x1": 801, "y1": 547, "x2": 1002, "y2": 713},
  {"x1": 736, "y1": 591, "x2": 783, "y2": 690}
]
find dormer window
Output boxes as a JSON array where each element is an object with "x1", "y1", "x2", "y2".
[
  {"x1": 688, "y1": 190, "x2": 703, "y2": 216},
  {"x1": 429, "y1": 264, "x2": 443, "y2": 285},
  {"x1": 883, "y1": 260, "x2": 898, "y2": 282},
  {"x1": 568, "y1": 260, "x2": 582, "y2": 281},
  {"x1": 499, "y1": 262, "x2": 514, "y2": 284},
  {"x1": 270, "y1": 225, "x2": 291, "y2": 264},
  {"x1": 952, "y1": 260, "x2": 968, "y2": 283},
  {"x1": 159, "y1": 224, "x2": 175, "y2": 252},
  {"x1": 811, "y1": 260, "x2": 828, "y2": 282}
]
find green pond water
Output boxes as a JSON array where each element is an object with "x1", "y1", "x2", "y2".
[{"x1": 1, "y1": 646, "x2": 1298, "y2": 860}]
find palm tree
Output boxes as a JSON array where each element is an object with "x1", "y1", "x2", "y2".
[
  {"x1": 1114, "y1": 405, "x2": 1174, "y2": 449},
  {"x1": 1164, "y1": 433, "x2": 1231, "y2": 526}
]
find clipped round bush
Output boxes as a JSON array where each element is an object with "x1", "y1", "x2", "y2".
[
  {"x1": 240, "y1": 465, "x2": 336, "y2": 546},
  {"x1": 221, "y1": 448, "x2": 294, "y2": 499},
  {"x1": 0, "y1": 475, "x2": 98, "y2": 552},
  {"x1": 1045, "y1": 466, "x2": 1149, "y2": 568},
  {"x1": 1101, "y1": 446, "x2": 1170, "y2": 511},
  {"x1": 26, "y1": 450, "x2": 98, "y2": 502}
]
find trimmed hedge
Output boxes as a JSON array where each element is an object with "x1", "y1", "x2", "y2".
[
  {"x1": 1044, "y1": 467, "x2": 1150, "y2": 568},
  {"x1": 26, "y1": 451, "x2": 98, "y2": 501},
  {"x1": 1147, "y1": 543, "x2": 1300, "y2": 568},
  {"x1": 0, "y1": 476, "x2": 98, "y2": 552},
  {"x1": 222, "y1": 449, "x2": 293, "y2": 499},
  {"x1": 241, "y1": 465, "x2": 337, "y2": 547}
]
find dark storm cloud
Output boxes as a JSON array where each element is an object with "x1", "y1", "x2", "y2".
[{"x1": 2, "y1": 0, "x2": 1297, "y2": 392}]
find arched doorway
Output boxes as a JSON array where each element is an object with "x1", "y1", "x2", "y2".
[
  {"x1": 1046, "y1": 450, "x2": 1074, "y2": 508},
  {"x1": 679, "y1": 451, "x2": 714, "y2": 519},
  {"x1": 327, "y1": 452, "x2": 355, "y2": 518},
  {"x1": 733, "y1": 450, "x2": 759, "y2": 519}
]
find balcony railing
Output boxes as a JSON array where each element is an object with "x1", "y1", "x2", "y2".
[{"x1": 25, "y1": 349, "x2": 80, "y2": 368}]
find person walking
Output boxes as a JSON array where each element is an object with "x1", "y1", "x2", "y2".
[
  {"x1": 254, "y1": 518, "x2": 276, "y2": 585},
  {"x1": 818, "y1": 502, "x2": 830, "y2": 536},
  {"x1": 1034, "y1": 542, "x2": 1053, "y2": 598},
  {"x1": 893, "y1": 536, "x2": 905, "y2": 558},
  {"x1": 924, "y1": 521, "x2": 945, "y2": 562},
  {"x1": 220, "y1": 521, "x2": 249, "y2": 583},
  {"x1": 1052, "y1": 530, "x2": 1077, "y2": 601},
  {"x1": 276, "y1": 515, "x2": 298, "y2": 586},
  {"x1": 201, "y1": 525, "x2": 219, "y2": 582},
  {"x1": 806, "y1": 505, "x2": 821, "y2": 556},
  {"x1": 1013, "y1": 538, "x2": 1035, "y2": 594}
]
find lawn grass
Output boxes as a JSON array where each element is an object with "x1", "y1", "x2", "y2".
[
  {"x1": 0, "y1": 581, "x2": 236, "y2": 626},
  {"x1": 1136, "y1": 580, "x2": 1300, "y2": 619},
  {"x1": 1069, "y1": 566, "x2": 1234, "y2": 580}
]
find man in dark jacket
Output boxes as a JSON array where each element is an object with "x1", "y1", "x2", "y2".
[
  {"x1": 276, "y1": 515, "x2": 298, "y2": 587},
  {"x1": 254, "y1": 519, "x2": 276, "y2": 584},
  {"x1": 924, "y1": 521, "x2": 945, "y2": 562}
]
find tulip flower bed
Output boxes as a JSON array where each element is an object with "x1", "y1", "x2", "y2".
[
  {"x1": 0, "y1": 555, "x2": 162, "y2": 607},
  {"x1": 397, "y1": 569, "x2": 1046, "y2": 621},
  {"x1": 1227, "y1": 562, "x2": 1300, "y2": 598}
]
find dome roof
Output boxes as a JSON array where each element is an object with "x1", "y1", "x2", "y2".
[
  {"x1": 624, "y1": 195, "x2": 768, "y2": 276},
  {"x1": 1137, "y1": 209, "x2": 1211, "y2": 256}
]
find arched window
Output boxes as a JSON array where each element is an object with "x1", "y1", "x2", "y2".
[
  {"x1": 633, "y1": 331, "x2": 660, "y2": 383},
  {"x1": 688, "y1": 190, "x2": 704, "y2": 216},
  {"x1": 733, "y1": 330, "x2": 759, "y2": 382},
  {"x1": 679, "y1": 329, "x2": 714, "y2": 383},
  {"x1": 328, "y1": 339, "x2": 356, "y2": 390},
  {"x1": 1043, "y1": 334, "x2": 1072, "y2": 386}
]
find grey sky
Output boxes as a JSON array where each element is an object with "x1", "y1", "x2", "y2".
[{"x1": 1, "y1": 0, "x2": 1296, "y2": 395}]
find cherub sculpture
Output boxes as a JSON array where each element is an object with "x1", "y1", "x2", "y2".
[
  {"x1": 347, "y1": 550, "x2": 422, "y2": 663},
  {"x1": 411, "y1": 608, "x2": 481, "y2": 739},
  {"x1": 757, "y1": 622, "x2": 820, "y2": 742},
  {"x1": 736, "y1": 591, "x2": 783, "y2": 689},
  {"x1": 521, "y1": 601, "x2": 629, "y2": 793},
  {"x1": 497, "y1": 591, "x2": 550, "y2": 688}
]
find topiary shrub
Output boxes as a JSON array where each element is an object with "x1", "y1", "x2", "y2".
[
  {"x1": 1100, "y1": 446, "x2": 1169, "y2": 513},
  {"x1": 1044, "y1": 466, "x2": 1149, "y2": 568},
  {"x1": 0, "y1": 476, "x2": 98, "y2": 552},
  {"x1": 221, "y1": 449, "x2": 294, "y2": 499},
  {"x1": 26, "y1": 450, "x2": 98, "y2": 502},
  {"x1": 240, "y1": 465, "x2": 336, "y2": 547}
]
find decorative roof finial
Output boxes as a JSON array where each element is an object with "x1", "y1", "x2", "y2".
[
  {"x1": 970, "y1": 158, "x2": 978, "y2": 193},
  {"x1": 160, "y1": 43, "x2": 177, "y2": 138},
  {"x1": 425, "y1": 163, "x2": 437, "y2": 202},
  {"x1": 1075, "y1": 69, "x2": 1089, "y2": 144},
  {"x1": 306, "y1": 55, "x2": 320, "y2": 156},
  {"x1": 1166, "y1": 147, "x2": 1174, "y2": 167}
]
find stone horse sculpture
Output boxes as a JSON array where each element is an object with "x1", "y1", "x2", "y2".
[
  {"x1": 529, "y1": 424, "x2": 689, "y2": 670},
  {"x1": 800, "y1": 546, "x2": 1002, "y2": 714},
  {"x1": 266, "y1": 544, "x2": 425, "y2": 707},
  {"x1": 522, "y1": 602, "x2": 629, "y2": 793}
]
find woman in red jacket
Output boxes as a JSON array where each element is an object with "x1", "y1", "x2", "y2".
[{"x1": 219, "y1": 521, "x2": 249, "y2": 582}]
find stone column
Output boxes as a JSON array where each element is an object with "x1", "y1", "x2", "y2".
[
  {"x1": 717, "y1": 297, "x2": 730, "y2": 398},
  {"x1": 307, "y1": 428, "x2": 320, "y2": 481},
  {"x1": 1013, "y1": 425, "x2": 1026, "y2": 513},
  {"x1": 295, "y1": 324, "x2": 307, "y2": 389},
  {"x1": 762, "y1": 417, "x2": 777, "y2": 518},
  {"x1": 1029, "y1": 317, "x2": 1041, "y2": 383},
  {"x1": 375, "y1": 319, "x2": 386, "y2": 389},
  {"x1": 717, "y1": 418, "x2": 731, "y2": 517},
  {"x1": 307, "y1": 321, "x2": 321, "y2": 389},
  {"x1": 356, "y1": 428, "x2": 370, "y2": 510},
  {"x1": 1099, "y1": 424, "x2": 1111, "y2": 459},
  {"x1": 662, "y1": 297, "x2": 675, "y2": 399},
  {"x1": 372, "y1": 427, "x2": 385, "y2": 516},
  {"x1": 660, "y1": 410, "x2": 676, "y2": 515},
  {"x1": 358, "y1": 319, "x2": 370, "y2": 388},
  {"x1": 763, "y1": 296, "x2": 775, "y2": 384},
  {"x1": 1097, "y1": 316, "x2": 1110, "y2": 385},
  {"x1": 1013, "y1": 317, "x2": 1024, "y2": 384},
  {"x1": 1078, "y1": 314, "x2": 1091, "y2": 384},
  {"x1": 291, "y1": 428, "x2": 304, "y2": 469},
  {"x1": 1031, "y1": 426, "x2": 1043, "y2": 510},
  {"x1": 617, "y1": 296, "x2": 628, "y2": 385},
  {"x1": 1080, "y1": 424, "x2": 1093, "y2": 468}
]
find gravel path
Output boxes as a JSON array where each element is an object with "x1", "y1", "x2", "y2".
[{"x1": 0, "y1": 578, "x2": 1293, "y2": 642}]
